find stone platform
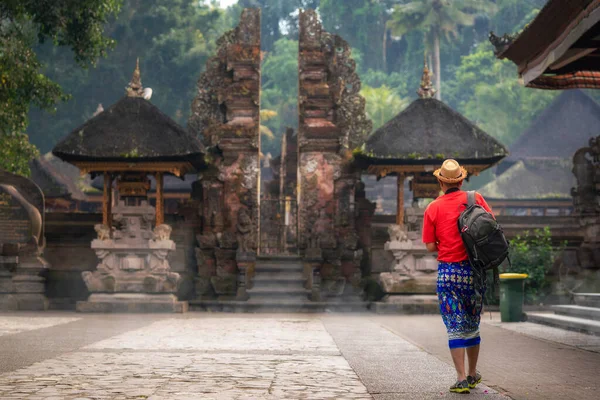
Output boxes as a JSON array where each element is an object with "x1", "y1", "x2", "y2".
[
  {"x1": 373, "y1": 294, "x2": 439, "y2": 314},
  {"x1": 76, "y1": 294, "x2": 188, "y2": 313}
]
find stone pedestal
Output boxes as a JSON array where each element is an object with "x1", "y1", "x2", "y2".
[
  {"x1": 380, "y1": 225, "x2": 438, "y2": 295},
  {"x1": 78, "y1": 201, "x2": 186, "y2": 313},
  {"x1": 374, "y1": 294, "x2": 439, "y2": 314},
  {"x1": 0, "y1": 254, "x2": 49, "y2": 311},
  {"x1": 77, "y1": 293, "x2": 187, "y2": 313},
  {"x1": 236, "y1": 251, "x2": 256, "y2": 301}
]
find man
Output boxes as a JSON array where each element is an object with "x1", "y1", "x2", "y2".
[{"x1": 422, "y1": 159, "x2": 493, "y2": 394}]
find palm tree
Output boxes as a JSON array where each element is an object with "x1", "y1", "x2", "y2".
[
  {"x1": 387, "y1": 0, "x2": 497, "y2": 100},
  {"x1": 360, "y1": 85, "x2": 409, "y2": 130}
]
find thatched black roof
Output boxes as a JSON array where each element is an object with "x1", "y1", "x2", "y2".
[
  {"x1": 53, "y1": 96, "x2": 204, "y2": 165},
  {"x1": 497, "y1": 91, "x2": 600, "y2": 175},
  {"x1": 509, "y1": 91, "x2": 600, "y2": 160},
  {"x1": 479, "y1": 158, "x2": 574, "y2": 200},
  {"x1": 357, "y1": 98, "x2": 508, "y2": 165},
  {"x1": 29, "y1": 155, "x2": 87, "y2": 200}
]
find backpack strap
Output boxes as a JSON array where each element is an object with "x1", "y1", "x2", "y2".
[{"x1": 467, "y1": 191, "x2": 476, "y2": 207}]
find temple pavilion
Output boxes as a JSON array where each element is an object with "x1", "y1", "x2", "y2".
[
  {"x1": 491, "y1": 0, "x2": 600, "y2": 90},
  {"x1": 52, "y1": 60, "x2": 205, "y2": 229},
  {"x1": 354, "y1": 62, "x2": 509, "y2": 225},
  {"x1": 480, "y1": 90, "x2": 600, "y2": 216}
]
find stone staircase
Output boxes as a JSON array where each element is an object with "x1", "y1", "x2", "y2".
[
  {"x1": 527, "y1": 293, "x2": 600, "y2": 336},
  {"x1": 190, "y1": 255, "x2": 369, "y2": 312}
]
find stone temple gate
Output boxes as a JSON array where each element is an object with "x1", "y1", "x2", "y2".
[{"x1": 186, "y1": 8, "x2": 374, "y2": 302}]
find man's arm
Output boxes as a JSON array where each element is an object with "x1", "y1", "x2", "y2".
[
  {"x1": 422, "y1": 204, "x2": 437, "y2": 253},
  {"x1": 476, "y1": 192, "x2": 494, "y2": 216},
  {"x1": 425, "y1": 242, "x2": 438, "y2": 252}
]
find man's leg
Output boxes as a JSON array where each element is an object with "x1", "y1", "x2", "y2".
[
  {"x1": 450, "y1": 348, "x2": 466, "y2": 381},
  {"x1": 466, "y1": 344, "x2": 480, "y2": 377}
]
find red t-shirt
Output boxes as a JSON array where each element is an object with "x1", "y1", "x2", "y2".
[{"x1": 422, "y1": 190, "x2": 493, "y2": 262}]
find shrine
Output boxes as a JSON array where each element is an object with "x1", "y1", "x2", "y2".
[
  {"x1": 354, "y1": 61, "x2": 508, "y2": 305},
  {"x1": 52, "y1": 60, "x2": 205, "y2": 312}
]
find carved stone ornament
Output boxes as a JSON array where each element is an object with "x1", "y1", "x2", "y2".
[
  {"x1": 236, "y1": 207, "x2": 254, "y2": 253},
  {"x1": 83, "y1": 201, "x2": 180, "y2": 295},
  {"x1": 94, "y1": 224, "x2": 112, "y2": 241},
  {"x1": 417, "y1": 57, "x2": 436, "y2": 99}
]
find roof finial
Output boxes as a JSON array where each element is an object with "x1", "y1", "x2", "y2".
[
  {"x1": 126, "y1": 58, "x2": 144, "y2": 97},
  {"x1": 417, "y1": 55, "x2": 436, "y2": 99}
]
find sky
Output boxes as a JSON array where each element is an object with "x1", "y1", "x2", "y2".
[{"x1": 217, "y1": 0, "x2": 238, "y2": 8}]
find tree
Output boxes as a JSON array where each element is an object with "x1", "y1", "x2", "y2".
[
  {"x1": 0, "y1": 133, "x2": 40, "y2": 177},
  {"x1": 0, "y1": 0, "x2": 122, "y2": 176},
  {"x1": 388, "y1": 0, "x2": 497, "y2": 100},
  {"x1": 0, "y1": 0, "x2": 122, "y2": 136},
  {"x1": 233, "y1": 0, "x2": 319, "y2": 52},
  {"x1": 320, "y1": 0, "x2": 395, "y2": 72},
  {"x1": 451, "y1": 46, "x2": 557, "y2": 147},
  {"x1": 260, "y1": 38, "x2": 299, "y2": 155},
  {"x1": 360, "y1": 85, "x2": 409, "y2": 130},
  {"x1": 27, "y1": 0, "x2": 226, "y2": 153}
]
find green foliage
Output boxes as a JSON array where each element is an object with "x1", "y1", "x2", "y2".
[
  {"x1": 27, "y1": 0, "x2": 227, "y2": 153},
  {"x1": 11, "y1": 0, "x2": 558, "y2": 164},
  {"x1": 360, "y1": 85, "x2": 409, "y2": 130},
  {"x1": 234, "y1": 0, "x2": 319, "y2": 52},
  {"x1": 446, "y1": 45, "x2": 557, "y2": 146},
  {"x1": 261, "y1": 38, "x2": 298, "y2": 155},
  {"x1": 320, "y1": 0, "x2": 393, "y2": 72},
  {"x1": 503, "y1": 227, "x2": 563, "y2": 304},
  {"x1": 0, "y1": 0, "x2": 121, "y2": 136},
  {"x1": 360, "y1": 69, "x2": 408, "y2": 96},
  {"x1": 0, "y1": 133, "x2": 40, "y2": 177},
  {"x1": 388, "y1": 0, "x2": 498, "y2": 98}
]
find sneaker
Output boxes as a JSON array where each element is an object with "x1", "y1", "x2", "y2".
[
  {"x1": 449, "y1": 379, "x2": 470, "y2": 394},
  {"x1": 467, "y1": 373, "x2": 482, "y2": 389}
]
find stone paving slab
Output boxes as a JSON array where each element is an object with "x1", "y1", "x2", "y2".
[
  {"x1": 86, "y1": 318, "x2": 339, "y2": 354},
  {"x1": 0, "y1": 352, "x2": 370, "y2": 399},
  {"x1": 483, "y1": 317, "x2": 600, "y2": 353},
  {"x1": 0, "y1": 316, "x2": 371, "y2": 399},
  {"x1": 375, "y1": 315, "x2": 600, "y2": 400},
  {"x1": 0, "y1": 315, "x2": 79, "y2": 337},
  {"x1": 323, "y1": 317, "x2": 509, "y2": 400}
]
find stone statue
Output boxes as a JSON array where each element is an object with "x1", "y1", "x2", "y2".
[
  {"x1": 94, "y1": 224, "x2": 112, "y2": 241},
  {"x1": 388, "y1": 224, "x2": 409, "y2": 243},
  {"x1": 572, "y1": 142, "x2": 598, "y2": 215},
  {"x1": 153, "y1": 224, "x2": 172, "y2": 241},
  {"x1": 236, "y1": 207, "x2": 253, "y2": 253}
]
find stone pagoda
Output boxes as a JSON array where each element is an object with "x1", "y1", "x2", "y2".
[{"x1": 53, "y1": 60, "x2": 205, "y2": 312}]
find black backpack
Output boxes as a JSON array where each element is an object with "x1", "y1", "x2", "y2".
[{"x1": 458, "y1": 191, "x2": 510, "y2": 284}]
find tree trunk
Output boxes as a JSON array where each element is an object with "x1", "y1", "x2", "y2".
[
  {"x1": 382, "y1": 24, "x2": 388, "y2": 73},
  {"x1": 433, "y1": 31, "x2": 441, "y2": 100}
]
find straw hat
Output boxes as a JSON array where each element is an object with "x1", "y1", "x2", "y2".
[{"x1": 433, "y1": 159, "x2": 468, "y2": 184}]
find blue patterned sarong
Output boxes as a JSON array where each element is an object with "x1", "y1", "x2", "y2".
[{"x1": 437, "y1": 261, "x2": 485, "y2": 349}]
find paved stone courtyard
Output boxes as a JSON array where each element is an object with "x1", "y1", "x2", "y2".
[{"x1": 0, "y1": 313, "x2": 598, "y2": 399}]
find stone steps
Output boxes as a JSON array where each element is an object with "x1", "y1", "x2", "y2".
[
  {"x1": 247, "y1": 286, "x2": 309, "y2": 300},
  {"x1": 551, "y1": 305, "x2": 600, "y2": 321},
  {"x1": 189, "y1": 299, "x2": 370, "y2": 313},
  {"x1": 526, "y1": 312, "x2": 600, "y2": 336},
  {"x1": 254, "y1": 263, "x2": 304, "y2": 273},
  {"x1": 252, "y1": 277, "x2": 306, "y2": 289},
  {"x1": 574, "y1": 293, "x2": 600, "y2": 308},
  {"x1": 249, "y1": 257, "x2": 308, "y2": 302},
  {"x1": 253, "y1": 272, "x2": 304, "y2": 281}
]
